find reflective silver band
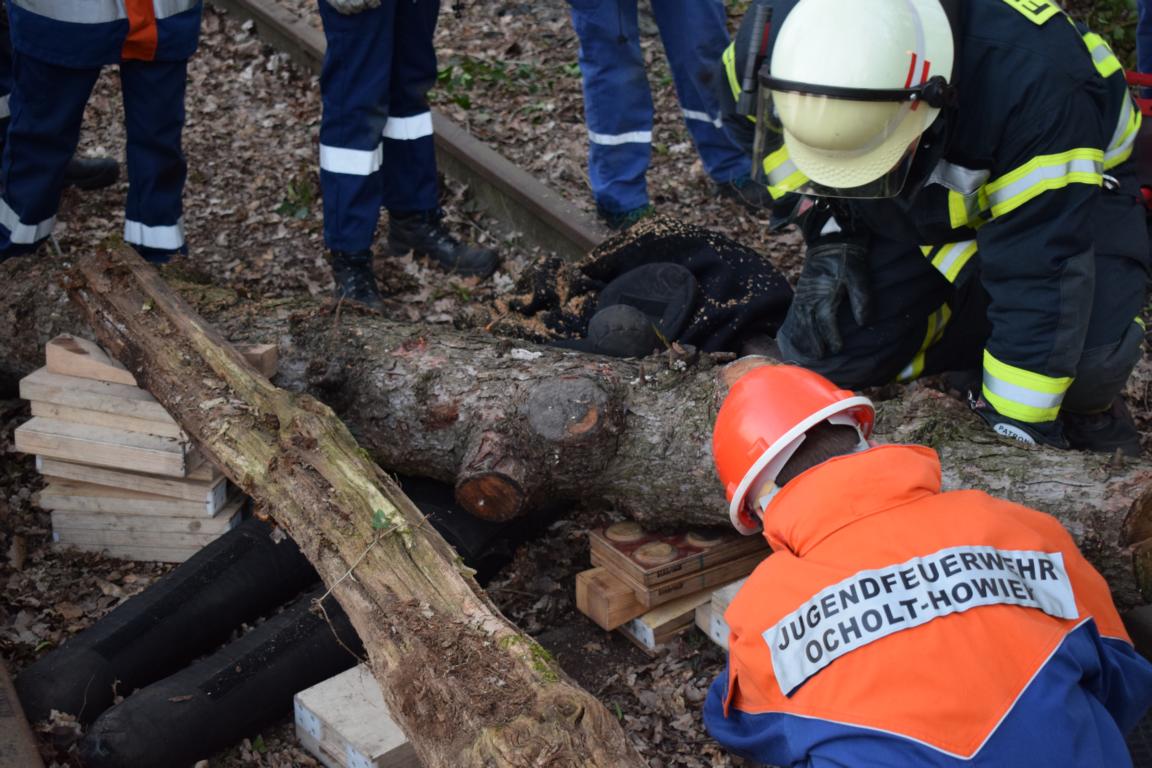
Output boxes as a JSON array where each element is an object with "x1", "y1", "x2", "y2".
[
  {"x1": 767, "y1": 157, "x2": 800, "y2": 186},
  {"x1": 382, "y1": 113, "x2": 433, "y2": 141},
  {"x1": 12, "y1": 0, "x2": 196, "y2": 23},
  {"x1": 985, "y1": 156, "x2": 1103, "y2": 211},
  {"x1": 982, "y1": 372, "x2": 1065, "y2": 411},
  {"x1": 588, "y1": 129, "x2": 652, "y2": 146},
  {"x1": 927, "y1": 160, "x2": 988, "y2": 195},
  {"x1": 1105, "y1": 96, "x2": 1137, "y2": 168},
  {"x1": 153, "y1": 0, "x2": 199, "y2": 19},
  {"x1": 682, "y1": 109, "x2": 723, "y2": 129},
  {"x1": 12, "y1": 0, "x2": 126, "y2": 23},
  {"x1": 319, "y1": 143, "x2": 383, "y2": 176},
  {"x1": 0, "y1": 196, "x2": 55, "y2": 244},
  {"x1": 124, "y1": 218, "x2": 185, "y2": 250}
]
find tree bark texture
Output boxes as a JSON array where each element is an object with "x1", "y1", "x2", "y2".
[
  {"x1": 64, "y1": 248, "x2": 645, "y2": 768},
  {"x1": 4, "y1": 256, "x2": 1151, "y2": 607}
]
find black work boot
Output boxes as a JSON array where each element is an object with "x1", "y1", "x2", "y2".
[
  {"x1": 63, "y1": 155, "x2": 120, "y2": 191},
  {"x1": 328, "y1": 249, "x2": 384, "y2": 310},
  {"x1": 1063, "y1": 398, "x2": 1143, "y2": 457},
  {"x1": 387, "y1": 209, "x2": 499, "y2": 278},
  {"x1": 715, "y1": 174, "x2": 775, "y2": 212}
]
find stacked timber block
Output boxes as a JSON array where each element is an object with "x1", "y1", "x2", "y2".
[
  {"x1": 12, "y1": 335, "x2": 276, "y2": 563},
  {"x1": 295, "y1": 665, "x2": 421, "y2": 768},
  {"x1": 693, "y1": 578, "x2": 747, "y2": 651},
  {"x1": 575, "y1": 521, "x2": 767, "y2": 653}
]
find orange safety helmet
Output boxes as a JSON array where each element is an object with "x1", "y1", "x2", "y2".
[{"x1": 712, "y1": 365, "x2": 875, "y2": 535}]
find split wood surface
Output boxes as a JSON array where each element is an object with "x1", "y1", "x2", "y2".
[
  {"x1": 3, "y1": 254, "x2": 1151, "y2": 607},
  {"x1": 64, "y1": 248, "x2": 645, "y2": 768}
]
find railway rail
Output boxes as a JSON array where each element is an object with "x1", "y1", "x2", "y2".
[{"x1": 207, "y1": 0, "x2": 608, "y2": 263}]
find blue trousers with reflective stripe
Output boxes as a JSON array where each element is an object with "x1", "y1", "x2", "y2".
[
  {"x1": 567, "y1": 0, "x2": 749, "y2": 214},
  {"x1": 0, "y1": 53, "x2": 187, "y2": 260},
  {"x1": 318, "y1": 0, "x2": 439, "y2": 253}
]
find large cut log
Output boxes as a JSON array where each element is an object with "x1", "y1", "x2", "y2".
[
  {"x1": 5, "y1": 256, "x2": 1152, "y2": 606},
  {"x1": 64, "y1": 248, "x2": 645, "y2": 768}
]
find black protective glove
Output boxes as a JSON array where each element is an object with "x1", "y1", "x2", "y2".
[
  {"x1": 970, "y1": 396, "x2": 1068, "y2": 449},
  {"x1": 788, "y1": 237, "x2": 872, "y2": 358}
]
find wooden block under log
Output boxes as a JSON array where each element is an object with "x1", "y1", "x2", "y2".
[
  {"x1": 575, "y1": 567, "x2": 647, "y2": 631},
  {"x1": 46, "y1": 334, "x2": 278, "y2": 384},
  {"x1": 15, "y1": 417, "x2": 200, "y2": 478},
  {"x1": 588, "y1": 522, "x2": 768, "y2": 588},
  {"x1": 45, "y1": 333, "x2": 137, "y2": 386},
  {"x1": 36, "y1": 457, "x2": 223, "y2": 502},
  {"x1": 694, "y1": 602, "x2": 713, "y2": 638},
  {"x1": 294, "y1": 665, "x2": 421, "y2": 768},
  {"x1": 20, "y1": 367, "x2": 176, "y2": 426},
  {"x1": 618, "y1": 588, "x2": 714, "y2": 653},
  {"x1": 52, "y1": 523, "x2": 233, "y2": 550},
  {"x1": 0, "y1": 659, "x2": 45, "y2": 768},
  {"x1": 710, "y1": 578, "x2": 747, "y2": 615},
  {"x1": 51, "y1": 505, "x2": 242, "y2": 536},
  {"x1": 29, "y1": 400, "x2": 185, "y2": 439},
  {"x1": 51, "y1": 495, "x2": 245, "y2": 550},
  {"x1": 591, "y1": 548, "x2": 764, "y2": 609},
  {"x1": 697, "y1": 578, "x2": 746, "y2": 651},
  {"x1": 39, "y1": 478, "x2": 233, "y2": 517},
  {"x1": 235, "y1": 342, "x2": 279, "y2": 379}
]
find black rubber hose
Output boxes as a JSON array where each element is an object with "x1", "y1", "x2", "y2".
[
  {"x1": 78, "y1": 588, "x2": 362, "y2": 768},
  {"x1": 15, "y1": 516, "x2": 318, "y2": 724}
]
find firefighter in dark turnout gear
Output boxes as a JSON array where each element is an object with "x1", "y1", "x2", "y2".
[{"x1": 722, "y1": 0, "x2": 1149, "y2": 455}]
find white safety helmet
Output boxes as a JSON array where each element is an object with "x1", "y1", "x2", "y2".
[{"x1": 754, "y1": 0, "x2": 955, "y2": 198}]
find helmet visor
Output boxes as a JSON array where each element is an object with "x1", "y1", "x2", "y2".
[{"x1": 752, "y1": 70, "x2": 947, "y2": 199}]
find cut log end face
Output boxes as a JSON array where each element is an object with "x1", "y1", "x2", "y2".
[{"x1": 455, "y1": 474, "x2": 526, "y2": 522}]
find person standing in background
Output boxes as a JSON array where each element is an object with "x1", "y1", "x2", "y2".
[
  {"x1": 567, "y1": 0, "x2": 773, "y2": 230},
  {"x1": 317, "y1": 0, "x2": 499, "y2": 311},
  {"x1": 0, "y1": 0, "x2": 200, "y2": 263}
]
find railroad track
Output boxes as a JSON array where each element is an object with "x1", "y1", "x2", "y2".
[{"x1": 207, "y1": 0, "x2": 608, "y2": 263}]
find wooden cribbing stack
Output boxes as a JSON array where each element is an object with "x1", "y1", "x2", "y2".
[
  {"x1": 575, "y1": 521, "x2": 767, "y2": 652},
  {"x1": 12, "y1": 334, "x2": 276, "y2": 563}
]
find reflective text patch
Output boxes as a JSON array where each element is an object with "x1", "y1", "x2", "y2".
[{"x1": 765, "y1": 546, "x2": 1078, "y2": 695}]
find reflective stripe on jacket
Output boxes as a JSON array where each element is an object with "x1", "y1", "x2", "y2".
[
  {"x1": 8, "y1": 0, "x2": 202, "y2": 66},
  {"x1": 704, "y1": 445, "x2": 1152, "y2": 766}
]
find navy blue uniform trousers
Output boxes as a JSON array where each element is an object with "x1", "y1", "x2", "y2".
[
  {"x1": 567, "y1": 0, "x2": 749, "y2": 214},
  {"x1": 0, "y1": 52, "x2": 187, "y2": 261},
  {"x1": 318, "y1": 0, "x2": 440, "y2": 253}
]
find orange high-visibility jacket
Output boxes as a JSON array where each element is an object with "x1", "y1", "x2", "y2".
[{"x1": 704, "y1": 444, "x2": 1152, "y2": 767}]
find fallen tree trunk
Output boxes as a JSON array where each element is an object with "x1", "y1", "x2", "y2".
[
  {"x1": 65, "y1": 248, "x2": 645, "y2": 768},
  {"x1": 5, "y1": 256, "x2": 1152, "y2": 606}
]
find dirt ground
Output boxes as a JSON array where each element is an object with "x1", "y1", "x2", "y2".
[{"x1": 1, "y1": 1, "x2": 1151, "y2": 767}]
